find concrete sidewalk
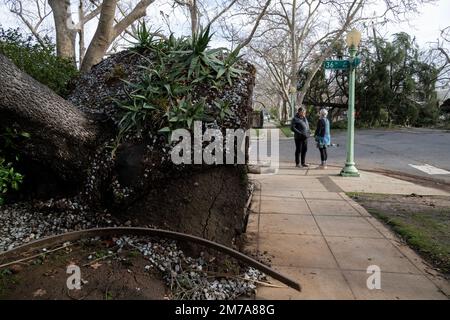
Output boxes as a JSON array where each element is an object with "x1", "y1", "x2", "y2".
[{"x1": 245, "y1": 164, "x2": 450, "y2": 300}]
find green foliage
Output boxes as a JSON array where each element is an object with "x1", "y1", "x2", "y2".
[
  {"x1": 165, "y1": 98, "x2": 208, "y2": 131},
  {"x1": 214, "y1": 100, "x2": 234, "y2": 121},
  {"x1": 269, "y1": 107, "x2": 278, "y2": 120},
  {"x1": 0, "y1": 127, "x2": 29, "y2": 205},
  {"x1": 306, "y1": 105, "x2": 319, "y2": 130},
  {"x1": 0, "y1": 159, "x2": 23, "y2": 205},
  {"x1": 214, "y1": 47, "x2": 247, "y2": 86},
  {"x1": 0, "y1": 27, "x2": 78, "y2": 97},
  {"x1": 130, "y1": 22, "x2": 159, "y2": 50},
  {"x1": 331, "y1": 120, "x2": 347, "y2": 130},
  {"x1": 116, "y1": 22, "x2": 246, "y2": 141},
  {"x1": 356, "y1": 32, "x2": 440, "y2": 127},
  {"x1": 278, "y1": 125, "x2": 293, "y2": 138},
  {"x1": 181, "y1": 25, "x2": 218, "y2": 81},
  {"x1": 305, "y1": 32, "x2": 440, "y2": 128}
]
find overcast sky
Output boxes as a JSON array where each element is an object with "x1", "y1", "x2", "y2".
[
  {"x1": 381, "y1": 0, "x2": 450, "y2": 46},
  {"x1": 0, "y1": 0, "x2": 449, "y2": 48}
]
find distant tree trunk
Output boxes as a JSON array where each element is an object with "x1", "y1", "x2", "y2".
[
  {"x1": 78, "y1": 0, "x2": 86, "y2": 63},
  {"x1": 190, "y1": 0, "x2": 199, "y2": 35},
  {"x1": 281, "y1": 100, "x2": 288, "y2": 124},
  {"x1": 80, "y1": 0, "x2": 118, "y2": 73},
  {"x1": 0, "y1": 54, "x2": 98, "y2": 182},
  {"x1": 80, "y1": 0, "x2": 154, "y2": 73},
  {"x1": 48, "y1": 0, "x2": 77, "y2": 65},
  {"x1": 288, "y1": 0, "x2": 298, "y2": 108}
]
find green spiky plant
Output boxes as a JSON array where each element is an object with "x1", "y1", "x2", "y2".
[
  {"x1": 129, "y1": 21, "x2": 160, "y2": 51},
  {"x1": 172, "y1": 26, "x2": 225, "y2": 82},
  {"x1": 114, "y1": 22, "x2": 246, "y2": 146}
]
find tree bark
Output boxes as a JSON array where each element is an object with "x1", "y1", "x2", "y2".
[
  {"x1": 78, "y1": 0, "x2": 86, "y2": 63},
  {"x1": 190, "y1": 0, "x2": 199, "y2": 36},
  {"x1": 80, "y1": 0, "x2": 118, "y2": 73},
  {"x1": 0, "y1": 54, "x2": 98, "y2": 182},
  {"x1": 48, "y1": 0, "x2": 77, "y2": 65},
  {"x1": 81, "y1": 0, "x2": 154, "y2": 73},
  {"x1": 113, "y1": 0, "x2": 155, "y2": 39}
]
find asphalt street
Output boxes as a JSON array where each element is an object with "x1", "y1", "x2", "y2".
[{"x1": 275, "y1": 127, "x2": 450, "y2": 184}]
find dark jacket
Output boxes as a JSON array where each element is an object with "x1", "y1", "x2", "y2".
[
  {"x1": 315, "y1": 118, "x2": 326, "y2": 138},
  {"x1": 291, "y1": 114, "x2": 310, "y2": 140},
  {"x1": 314, "y1": 117, "x2": 331, "y2": 147}
]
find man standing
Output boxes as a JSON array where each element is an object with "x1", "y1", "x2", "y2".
[{"x1": 291, "y1": 106, "x2": 310, "y2": 168}]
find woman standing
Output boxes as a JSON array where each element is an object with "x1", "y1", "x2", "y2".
[{"x1": 314, "y1": 109, "x2": 331, "y2": 169}]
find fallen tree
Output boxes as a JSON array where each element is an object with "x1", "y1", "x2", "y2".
[
  {"x1": 0, "y1": 33, "x2": 256, "y2": 246},
  {"x1": 0, "y1": 54, "x2": 98, "y2": 182}
]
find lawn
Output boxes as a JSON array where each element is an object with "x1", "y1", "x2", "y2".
[
  {"x1": 348, "y1": 192, "x2": 450, "y2": 276},
  {"x1": 278, "y1": 125, "x2": 293, "y2": 138},
  {"x1": 278, "y1": 125, "x2": 345, "y2": 138}
]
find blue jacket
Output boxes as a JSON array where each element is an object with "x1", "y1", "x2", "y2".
[{"x1": 315, "y1": 118, "x2": 331, "y2": 147}]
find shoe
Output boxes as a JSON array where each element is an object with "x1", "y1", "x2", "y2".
[
  {"x1": 301, "y1": 164, "x2": 309, "y2": 168},
  {"x1": 296, "y1": 164, "x2": 301, "y2": 168}
]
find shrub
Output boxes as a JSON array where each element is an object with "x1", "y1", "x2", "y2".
[
  {"x1": 0, "y1": 27, "x2": 78, "y2": 97},
  {"x1": 332, "y1": 120, "x2": 347, "y2": 130},
  {"x1": 0, "y1": 159, "x2": 23, "y2": 205},
  {"x1": 116, "y1": 23, "x2": 246, "y2": 140},
  {"x1": 415, "y1": 102, "x2": 439, "y2": 127},
  {"x1": 0, "y1": 127, "x2": 29, "y2": 205},
  {"x1": 269, "y1": 107, "x2": 278, "y2": 120},
  {"x1": 306, "y1": 106, "x2": 319, "y2": 131}
]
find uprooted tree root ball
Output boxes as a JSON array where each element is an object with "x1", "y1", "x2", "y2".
[{"x1": 0, "y1": 28, "x2": 256, "y2": 248}]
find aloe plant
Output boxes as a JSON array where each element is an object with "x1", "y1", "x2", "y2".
[
  {"x1": 116, "y1": 23, "x2": 248, "y2": 142},
  {"x1": 130, "y1": 21, "x2": 160, "y2": 51}
]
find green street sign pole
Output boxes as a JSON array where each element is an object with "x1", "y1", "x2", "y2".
[{"x1": 340, "y1": 46, "x2": 360, "y2": 177}]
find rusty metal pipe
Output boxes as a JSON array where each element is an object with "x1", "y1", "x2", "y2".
[{"x1": 0, "y1": 227, "x2": 301, "y2": 292}]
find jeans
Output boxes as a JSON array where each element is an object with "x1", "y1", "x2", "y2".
[
  {"x1": 319, "y1": 147, "x2": 328, "y2": 162},
  {"x1": 295, "y1": 138, "x2": 308, "y2": 165}
]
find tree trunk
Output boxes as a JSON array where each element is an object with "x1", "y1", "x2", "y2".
[
  {"x1": 0, "y1": 48, "x2": 257, "y2": 246},
  {"x1": 80, "y1": 0, "x2": 118, "y2": 73},
  {"x1": 0, "y1": 54, "x2": 98, "y2": 182},
  {"x1": 281, "y1": 99, "x2": 288, "y2": 124},
  {"x1": 190, "y1": 0, "x2": 199, "y2": 36},
  {"x1": 48, "y1": 0, "x2": 77, "y2": 65},
  {"x1": 289, "y1": 0, "x2": 298, "y2": 109},
  {"x1": 79, "y1": 0, "x2": 86, "y2": 63}
]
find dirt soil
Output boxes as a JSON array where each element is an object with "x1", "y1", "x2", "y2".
[
  {"x1": 349, "y1": 193, "x2": 450, "y2": 278},
  {"x1": 370, "y1": 169, "x2": 450, "y2": 194},
  {"x1": 0, "y1": 239, "x2": 167, "y2": 300},
  {"x1": 121, "y1": 166, "x2": 248, "y2": 247}
]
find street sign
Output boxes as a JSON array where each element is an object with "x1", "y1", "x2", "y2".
[{"x1": 323, "y1": 60, "x2": 350, "y2": 70}]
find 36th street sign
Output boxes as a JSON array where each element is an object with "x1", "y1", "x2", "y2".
[{"x1": 323, "y1": 60, "x2": 350, "y2": 70}]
